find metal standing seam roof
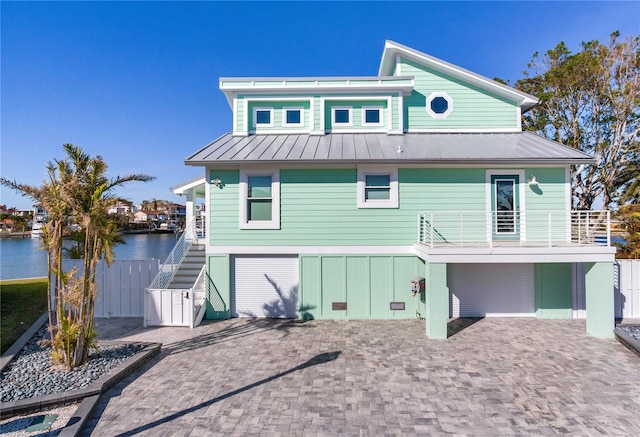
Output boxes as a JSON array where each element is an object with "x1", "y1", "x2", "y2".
[{"x1": 184, "y1": 132, "x2": 595, "y2": 166}]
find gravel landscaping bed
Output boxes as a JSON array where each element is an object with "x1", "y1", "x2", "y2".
[
  {"x1": 1, "y1": 324, "x2": 142, "y2": 403},
  {"x1": 619, "y1": 325, "x2": 640, "y2": 342}
]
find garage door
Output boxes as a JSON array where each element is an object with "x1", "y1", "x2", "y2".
[
  {"x1": 448, "y1": 263, "x2": 535, "y2": 317},
  {"x1": 232, "y1": 255, "x2": 299, "y2": 318}
]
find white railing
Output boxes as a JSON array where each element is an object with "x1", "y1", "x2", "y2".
[
  {"x1": 418, "y1": 210, "x2": 611, "y2": 248},
  {"x1": 148, "y1": 218, "x2": 199, "y2": 289},
  {"x1": 189, "y1": 265, "x2": 207, "y2": 328}
]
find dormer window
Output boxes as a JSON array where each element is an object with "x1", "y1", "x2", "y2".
[
  {"x1": 283, "y1": 107, "x2": 304, "y2": 127},
  {"x1": 253, "y1": 108, "x2": 274, "y2": 128},
  {"x1": 426, "y1": 92, "x2": 453, "y2": 119},
  {"x1": 362, "y1": 106, "x2": 383, "y2": 126},
  {"x1": 332, "y1": 107, "x2": 352, "y2": 126}
]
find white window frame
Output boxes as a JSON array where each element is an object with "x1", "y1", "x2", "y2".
[
  {"x1": 332, "y1": 106, "x2": 353, "y2": 127},
  {"x1": 357, "y1": 166, "x2": 399, "y2": 209},
  {"x1": 282, "y1": 107, "x2": 304, "y2": 127},
  {"x1": 239, "y1": 169, "x2": 280, "y2": 229},
  {"x1": 426, "y1": 92, "x2": 453, "y2": 119},
  {"x1": 253, "y1": 107, "x2": 274, "y2": 128},
  {"x1": 361, "y1": 106, "x2": 384, "y2": 127}
]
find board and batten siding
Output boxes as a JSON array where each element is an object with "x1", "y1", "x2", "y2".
[
  {"x1": 400, "y1": 58, "x2": 518, "y2": 130},
  {"x1": 300, "y1": 255, "x2": 425, "y2": 320},
  {"x1": 207, "y1": 167, "x2": 568, "y2": 247}
]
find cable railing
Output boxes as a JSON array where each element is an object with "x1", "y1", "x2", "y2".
[
  {"x1": 418, "y1": 210, "x2": 611, "y2": 248},
  {"x1": 148, "y1": 218, "x2": 199, "y2": 289}
]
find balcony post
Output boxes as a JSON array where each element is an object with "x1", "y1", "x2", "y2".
[
  {"x1": 430, "y1": 213, "x2": 434, "y2": 248},
  {"x1": 606, "y1": 210, "x2": 611, "y2": 246}
]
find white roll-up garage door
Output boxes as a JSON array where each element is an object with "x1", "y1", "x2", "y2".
[
  {"x1": 448, "y1": 263, "x2": 535, "y2": 317},
  {"x1": 232, "y1": 255, "x2": 299, "y2": 318}
]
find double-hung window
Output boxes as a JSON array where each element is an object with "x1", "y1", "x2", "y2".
[
  {"x1": 240, "y1": 170, "x2": 280, "y2": 229},
  {"x1": 357, "y1": 166, "x2": 399, "y2": 208}
]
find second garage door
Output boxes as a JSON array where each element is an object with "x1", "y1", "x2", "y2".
[
  {"x1": 232, "y1": 255, "x2": 299, "y2": 318},
  {"x1": 448, "y1": 263, "x2": 535, "y2": 317}
]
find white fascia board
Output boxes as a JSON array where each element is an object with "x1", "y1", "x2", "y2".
[
  {"x1": 379, "y1": 40, "x2": 538, "y2": 111},
  {"x1": 171, "y1": 177, "x2": 206, "y2": 195},
  {"x1": 414, "y1": 244, "x2": 616, "y2": 264},
  {"x1": 206, "y1": 245, "x2": 415, "y2": 255},
  {"x1": 219, "y1": 77, "x2": 415, "y2": 96}
]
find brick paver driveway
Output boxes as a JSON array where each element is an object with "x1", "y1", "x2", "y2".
[{"x1": 83, "y1": 318, "x2": 640, "y2": 436}]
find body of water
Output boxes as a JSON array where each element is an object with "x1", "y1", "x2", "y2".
[{"x1": 0, "y1": 233, "x2": 179, "y2": 280}]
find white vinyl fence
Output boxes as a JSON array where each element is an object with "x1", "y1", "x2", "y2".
[
  {"x1": 615, "y1": 259, "x2": 640, "y2": 319},
  {"x1": 51, "y1": 259, "x2": 159, "y2": 318}
]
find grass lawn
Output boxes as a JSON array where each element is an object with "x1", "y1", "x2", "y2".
[{"x1": 0, "y1": 277, "x2": 48, "y2": 354}]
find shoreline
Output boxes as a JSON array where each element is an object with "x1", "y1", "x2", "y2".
[{"x1": 0, "y1": 277, "x2": 48, "y2": 284}]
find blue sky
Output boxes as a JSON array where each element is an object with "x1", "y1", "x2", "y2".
[{"x1": 2, "y1": 1, "x2": 639, "y2": 210}]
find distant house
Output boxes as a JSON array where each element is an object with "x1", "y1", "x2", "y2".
[
  {"x1": 168, "y1": 41, "x2": 615, "y2": 339},
  {"x1": 107, "y1": 200, "x2": 134, "y2": 215},
  {"x1": 132, "y1": 210, "x2": 152, "y2": 222}
]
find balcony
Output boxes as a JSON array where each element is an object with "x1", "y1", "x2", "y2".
[{"x1": 417, "y1": 210, "x2": 611, "y2": 248}]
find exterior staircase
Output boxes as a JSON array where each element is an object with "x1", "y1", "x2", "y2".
[
  {"x1": 145, "y1": 218, "x2": 207, "y2": 328},
  {"x1": 168, "y1": 243, "x2": 205, "y2": 289}
]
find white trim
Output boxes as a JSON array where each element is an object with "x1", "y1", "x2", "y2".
[
  {"x1": 243, "y1": 99, "x2": 249, "y2": 133},
  {"x1": 565, "y1": 165, "x2": 572, "y2": 210},
  {"x1": 397, "y1": 93, "x2": 403, "y2": 133},
  {"x1": 426, "y1": 91, "x2": 453, "y2": 119},
  {"x1": 239, "y1": 169, "x2": 280, "y2": 229},
  {"x1": 205, "y1": 168, "x2": 212, "y2": 251},
  {"x1": 485, "y1": 170, "x2": 526, "y2": 243},
  {"x1": 233, "y1": 95, "x2": 238, "y2": 134},
  {"x1": 310, "y1": 96, "x2": 316, "y2": 132},
  {"x1": 362, "y1": 106, "x2": 384, "y2": 127},
  {"x1": 253, "y1": 107, "x2": 274, "y2": 128},
  {"x1": 320, "y1": 97, "x2": 325, "y2": 132},
  {"x1": 406, "y1": 127, "x2": 523, "y2": 133},
  {"x1": 357, "y1": 166, "x2": 399, "y2": 208},
  {"x1": 517, "y1": 106, "x2": 522, "y2": 130},
  {"x1": 332, "y1": 106, "x2": 353, "y2": 127}
]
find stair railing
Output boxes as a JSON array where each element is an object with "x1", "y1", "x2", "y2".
[
  {"x1": 148, "y1": 218, "x2": 198, "y2": 290},
  {"x1": 189, "y1": 265, "x2": 207, "y2": 328}
]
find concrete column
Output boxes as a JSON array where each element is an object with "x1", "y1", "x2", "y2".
[
  {"x1": 585, "y1": 262, "x2": 614, "y2": 338},
  {"x1": 426, "y1": 262, "x2": 448, "y2": 339}
]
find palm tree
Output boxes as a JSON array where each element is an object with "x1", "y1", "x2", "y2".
[{"x1": 1, "y1": 144, "x2": 154, "y2": 368}]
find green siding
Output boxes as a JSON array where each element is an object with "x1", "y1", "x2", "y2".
[
  {"x1": 524, "y1": 167, "x2": 568, "y2": 242},
  {"x1": 324, "y1": 99, "x2": 389, "y2": 131},
  {"x1": 248, "y1": 101, "x2": 311, "y2": 131},
  {"x1": 535, "y1": 263, "x2": 572, "y2": 318},
  {"x1": 235, "y1": 99, "x2": 245, "y2": 132},
  {"x1": 209, "y1": 167, "x2": 567, "y2": 247},
  {"x1": 206, "y1": 255, "x2": 231, "y2": 319},
  {"x1": 400, "y1": 58, "x2": 518, "y2": 130},
  {"x1": 299, "y1": 255, "x2": 423, "y2": 320}
]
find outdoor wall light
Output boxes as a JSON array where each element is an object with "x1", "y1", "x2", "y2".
[
  {"x1": 528, "y1": 175, "x2": 539, "y2": 187},
  {"x1": 211, "y1": 178, "x2": 222, "y2": 187}
]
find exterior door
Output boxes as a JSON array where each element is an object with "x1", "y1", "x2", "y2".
[{"x1": 491, "y1": 175, "x2": 520, "y2": 241}]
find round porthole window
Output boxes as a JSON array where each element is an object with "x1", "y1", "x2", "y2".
[{"x1": 426, "y1": 92, "x2": 453, "y2": 119}]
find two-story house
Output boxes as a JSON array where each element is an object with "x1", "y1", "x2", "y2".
[{"x1": 170, "y1": 41, "x2": 615, "y2": 339}]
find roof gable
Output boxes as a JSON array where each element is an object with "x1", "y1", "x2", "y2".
[{"x1": 378, "y1": 40, "x2": 538, "y2": 112}]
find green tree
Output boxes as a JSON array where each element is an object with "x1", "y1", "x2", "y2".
[
  {"x1": 516, "y1": 32, "x2": 640, "y2": 210},
  {"x1": 1, "y1": 144, "x2": 153, "y2": 368}
]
